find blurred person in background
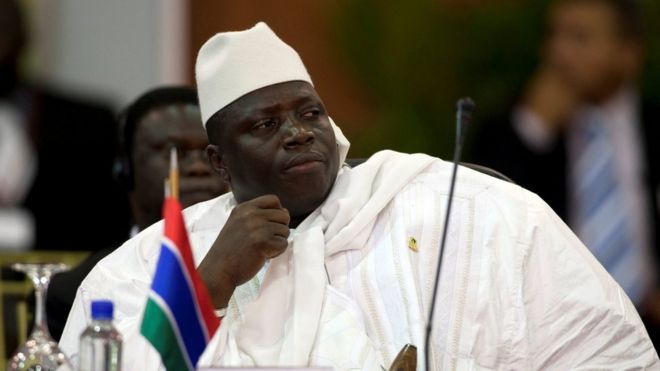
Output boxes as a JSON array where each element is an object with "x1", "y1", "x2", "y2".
[
  {"x1": 0, "y1": 0, "x2": 130, "y2": 251},
  {"x1": 116, "y1": 87, "x2": 229, "y2": 233},
  {"x1": 44, "y1": 86, "x2": 229, "y2": 341},
  {"x1": 472, "y1": 0, "x2": 660, "y2": 339}
]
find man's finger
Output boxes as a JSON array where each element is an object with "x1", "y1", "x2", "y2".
[
  {"x1": 259, "y1": 208, "x2": 290, "y2": 225},
  {"x1": 248, "y1": 194, "x2": 283, "y2": 209},
  {"x1": 266, "y1": 222, "x2": 290, "y2": 239},
  {"x1": 263, "y1": 235, "x2": 289, "y2": 258}
]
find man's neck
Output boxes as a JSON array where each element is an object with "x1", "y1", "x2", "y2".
[
  {"x1": 579, "y1": 85, "x2": 637, "y2": 121},
  {"x1": 130, "y1": 195, "x2": 161, "y2": 231},
  {"x1": 134, "y1": 211, "x2": 161, "y2": 231},
  {"x1": 599, "y1": 85, "x2": 637, "y2": 112},
  {"x1": 289, "y1": 215, "x2": 308, "y2": 229}
]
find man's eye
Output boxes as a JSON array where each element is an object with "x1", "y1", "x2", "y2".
[
  {"x1": 302, "y1": 109, "x2": 320, "y2": 119},
  {"x1": 253, "y1": 119, "x2": 277, "y2": 131}
]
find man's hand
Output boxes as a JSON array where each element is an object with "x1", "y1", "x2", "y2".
[
  {"x1": 523, "y1": 67, "x2": 581, "y2": 133},
  {"x1": 198, "y1": 195, "x2": 290, "y2": 309}
]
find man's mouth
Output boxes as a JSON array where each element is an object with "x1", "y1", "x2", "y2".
[{"x1": 284, "y1": 152, "x2": 325, "y2": 173}]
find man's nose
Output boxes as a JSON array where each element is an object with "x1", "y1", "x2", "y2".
[
  {"x1": 283, "y1": 118, "x2": 314, "y2": 148},
  {"x1": 180, "y1": 149, "x2": 212, "y2": 176}
]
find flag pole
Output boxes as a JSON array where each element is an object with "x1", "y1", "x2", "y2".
[
  {"x1": 169, "y1": 147, "x2": 179, "y2": 200},
  {"x1": 164, "y1": 179, "x2": 171, "y2": 199}
]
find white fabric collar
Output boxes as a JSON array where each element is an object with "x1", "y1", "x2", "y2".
[{"x1": 198, "y1": 150, "x2": 437, "y2": 367}]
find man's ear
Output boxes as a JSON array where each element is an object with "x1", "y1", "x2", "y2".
[{"x1": 206, "y1": 144, "x2": 231, "y2": 182}]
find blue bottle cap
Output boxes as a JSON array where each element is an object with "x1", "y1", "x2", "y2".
[{"x1": 91, "y1": 300, "x2": 114, "y2": 320}]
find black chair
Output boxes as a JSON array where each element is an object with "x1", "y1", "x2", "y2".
[
  {"x1": 460, "y1": 162, "x2": 514, "y2": 183},
  {"x1": 345, "y1": 158, "x2": 514, "y2": 184}
]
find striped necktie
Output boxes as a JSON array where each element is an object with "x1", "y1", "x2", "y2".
[{"x1": 572, "y1": 111, "x2": 646, "y2": 305}]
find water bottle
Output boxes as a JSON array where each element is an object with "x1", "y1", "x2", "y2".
[{"x1": 79, "y1": 300, "x2": 122, "y2": 371}]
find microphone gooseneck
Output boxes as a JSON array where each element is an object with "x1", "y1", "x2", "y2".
[
  {"x1": 423, "y1": 97, "x2": 474, "y2": 371},
  {"x1": 455, "y1": 97, "x2": 475, "y2": 147}
]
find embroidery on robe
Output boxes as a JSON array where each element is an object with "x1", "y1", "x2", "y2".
[{"x1": 408, "y1": 237, "x2": 418, "y2": 252}]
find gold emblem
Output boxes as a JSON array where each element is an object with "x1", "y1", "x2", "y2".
[{"x1": 408, "y1": 237, "x2": 418, "y2": 252}]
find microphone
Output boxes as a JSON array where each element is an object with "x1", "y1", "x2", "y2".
[{"x1": 423, "y1": 97, "x2": 475, "y2": 371}]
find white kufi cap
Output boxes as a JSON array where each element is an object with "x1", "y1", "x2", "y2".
[{"x1": 195, "y1": 22, "x2": 313, "y2": 125}]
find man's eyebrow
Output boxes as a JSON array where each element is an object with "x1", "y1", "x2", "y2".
[
  {"x1": 250, "y1": 94, "x2": 320, "y2": 115},
  {"x1": 143, "y1": 129, "x2": 177, "y2": 146}
]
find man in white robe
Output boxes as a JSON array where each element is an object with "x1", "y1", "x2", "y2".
[{"x1": 59, "y1": 22, "x2": 658, "y2": 370}]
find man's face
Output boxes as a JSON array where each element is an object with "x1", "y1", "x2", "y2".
[
  {"x1": 545, "y1": 1, "x2": 640, "y2": 102},
  {"x1": 132, "y1": 104, "x2": 227, "y2": 214},
  {"x1": 209, "y1": 81, "x2": 339, "y2": 219}
]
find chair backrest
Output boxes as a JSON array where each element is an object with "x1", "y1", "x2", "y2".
[
  {"x1": 345, "y1": 158, "x2": 514, "y2": 184},
  {"x1": 344, "y1": 158, "x2": 368, "y2": 168},
  {"x1": 460, "y1": 162, "x2": 514, "y2": 183}
]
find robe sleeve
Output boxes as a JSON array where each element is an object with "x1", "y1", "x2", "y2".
[
  {"x1": 58, "y1": 223, "x2": 167, "y2": 371},
  {"x1": 521, "y1": 193, "x2": 659, "y2": 369}
]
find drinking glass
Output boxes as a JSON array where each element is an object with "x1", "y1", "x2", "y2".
[{"x1": 7, "y1": 263, "x2": 73, "y2": 371}]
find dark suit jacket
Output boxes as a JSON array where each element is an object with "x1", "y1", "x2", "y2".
[
  {"x1": 45, "y1": 247, "x2": 116, "y2": 341},
  {"x1": 17, "y1": 87, "x2": 131, "y2": 251}
]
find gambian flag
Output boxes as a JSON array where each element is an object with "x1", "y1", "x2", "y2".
[{"x1": 140, "y1": 196, "x2": 220, "y2": 370}]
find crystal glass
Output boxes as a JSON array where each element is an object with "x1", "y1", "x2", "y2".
[{"x1": 7, "y1": 263, "x2": 73, "y2": 371}]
